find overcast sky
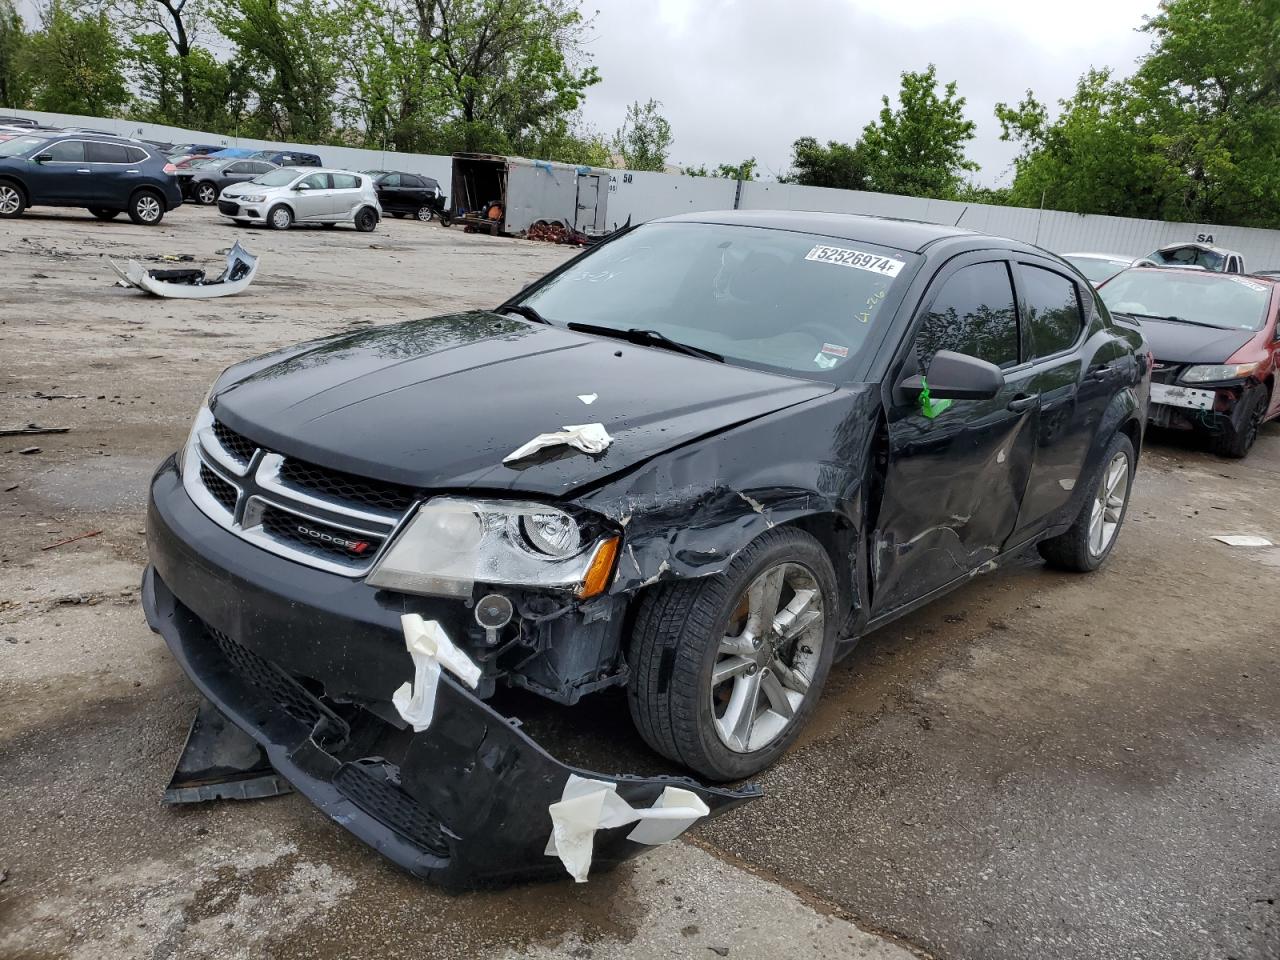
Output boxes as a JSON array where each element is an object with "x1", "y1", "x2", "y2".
[{"x1": 577, "y1": 0, "x2": 1157, "y2": 184}]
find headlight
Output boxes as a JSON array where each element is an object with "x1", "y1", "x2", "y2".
[
  {"x1": 1180, "y1": 362, "x2": 1261, "y2": 383},
  {"x1": 237, "y1": 194, "x2": 266, "y2": 203},
  {"x1": 175, "y1": 389, "x2": 216, "y2": 478},
  {"x1": 366, "y1": 497, "x2": 619, "y2": 599}
]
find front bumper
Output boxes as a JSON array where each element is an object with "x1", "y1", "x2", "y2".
[
  {"x1": 1148, "y1": 377, "x2": 1258, "y2": 434},
  {"x1": 144, "y1": 459, "x2": 758, "y2": 888},
  {"x1": 218, "y1": 198, "x2": 268, "y2": 223}
]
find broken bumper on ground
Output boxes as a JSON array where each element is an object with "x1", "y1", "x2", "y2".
[{"x1": 142, "y1": 465, "x2": 757, "y2": 889}]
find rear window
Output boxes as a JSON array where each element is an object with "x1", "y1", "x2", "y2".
[
  {"x1": 123, "y1": 146, "x2": 147, "y2": 163},
  {"x1": 1017, "y1": 264, "x2": 1085, "y2": 358},
  {"x1": 86, "y1": 141, "x2": 129, "y2": 163},
  {"x1": 332, "y1": 173, "x2": 359, "y2": 189}
]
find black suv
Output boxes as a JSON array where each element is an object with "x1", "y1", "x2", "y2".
[
  {"x1": 366, "y1": 170, "x2": 446, "y2": 221},
  {"x1": 0, "y1": 132, "x2": 182, "y2": 224},
  {"x1": 144, "y1": 211, "x2": 1150, "y2": 888},
  {"x1": 179, "y1": 158, "x2": 278, "y2": 205}
]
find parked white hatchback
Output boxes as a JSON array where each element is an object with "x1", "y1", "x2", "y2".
[{"x1": 218, "y1": 167, "x2": 382, "y2": 231}]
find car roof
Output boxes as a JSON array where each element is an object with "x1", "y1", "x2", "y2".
[
  {"x1": 1063, "y1": 252, "x2": 1134, "y2": 261},
  {"x1": 280, "y1": 166, "x2": 364, "y2": 175},
  {"x1": 1118, "y1": 266, "x2": 1275, "y2": 285},
  {"x1": 1153, "y1": 241, "x2": 1241, "y2": 256},
  {"x1": 655, "y1": 209, "x2": 995, "y2": 254}
]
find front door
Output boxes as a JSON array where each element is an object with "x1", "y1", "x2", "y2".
[
  {"x1": 872, "y1": 256, "x2": 1039, "y2": 617},
  {"x1": 291, "y1": 172, "x2": 332, "y2": 220},
  {"x1": 32, "y1": 138, "x2": 89, "y2": 203}
]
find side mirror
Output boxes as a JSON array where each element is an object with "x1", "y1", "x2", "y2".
[
  {"x1": 899, "y1": 350, "x2": 1005, "y2": 401},
  {"x1": 294, "y1": 183, "x2": 309, "y2": 191},
  {"x1": 33, "y1": 153, "x2": 52, "y2": 163}
]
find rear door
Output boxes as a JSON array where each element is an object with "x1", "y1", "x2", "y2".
[
  {"x1": 376, "y1": 172, "x2": 401, "y2": 210},
  {"x1": 84, "y1": 140, "x2": 134, "y2": 205},
  {"x1": 400, "y1": 174, "x2": 428, "y2": 211},
  {"x1": 872, "y1": 255, "x2": 1040, "y2": 616},
  {"x1": 574, "y1": 174, "x2": 600, "y2": 232},
  {"x1": 1008, "y1": 258, "x2": 1118, "y2": 540},
  {"x1": 330, "y1": 173, "x2": 362, "y2": 216}
]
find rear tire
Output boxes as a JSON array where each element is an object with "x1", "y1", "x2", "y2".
[
  {"x1": 627, "y1": 526, "x2": 838, "y2": 781},
  {"x1": 88, "y1": 208, "x2": 119, "y2": 221},
  {"x1": 1039, "y1": 431, "x2": 1135, "y2": 572},
  {"x1": 267, "y1": 204, "x2": 293, "y2": 230},
  {"x1": 1213, "y1": 386, "x2": 1268, "y2": 459},
  {"x1": 196, "y1": 182, "x2": 218, "y2": 205},
  {"x1": 354, "y1": 207, "x2": 378, "y2": 232},
  {"x1": 415, "y1": 204, "x2": 434, "y2": 222},
  {"x1": 0, "y1": 181, "x2": 27, "y2": 218},
  {"x1": 128, "y1": 190, "x2": 165, "y2": 225}
]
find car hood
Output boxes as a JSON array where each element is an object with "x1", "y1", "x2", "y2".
[
  {"x1": 211, "y1": 312, "x2": 835, "y2": 496},
  {"x1": 1134, "y1": 317, "x2": 1257, "y2": 364}
]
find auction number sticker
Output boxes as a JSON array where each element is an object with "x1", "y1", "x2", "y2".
[{"x1": 805, "y1": 245, "x2": 905, "y2": 277}]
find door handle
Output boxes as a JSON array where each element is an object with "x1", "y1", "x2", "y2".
[
  {"x1": 76, "y1": 168, "x2": 91, "y2": 173},
  {"x1": 1007, "y1": 395, "x2": 1037, "y2": 412},
  {"x1": 1086, "y1": 364, "x2": 1116, "y2": 381}
]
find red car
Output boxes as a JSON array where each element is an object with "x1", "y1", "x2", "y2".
[{"x1": 1098, "y1": 267, "x2": 1278, "y2": 457}]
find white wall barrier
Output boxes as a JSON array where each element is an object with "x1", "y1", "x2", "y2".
[{"x1": 12, "y1": 109, "x2": 1280, "y2": 268}]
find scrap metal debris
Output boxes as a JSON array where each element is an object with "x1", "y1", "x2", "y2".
[
  {"x1": 17, "y1": 447, "x2": 40, "y2": 455},
  {"x1": 41, "y1": 530, "x2": 103, "y2": 551},
  {"x1": 109, "y1": 242, "x2": 259, "y2": 299},
  {"x1": 527, "y1": 220, "x2": 591, "y2": 245},
  {"x1": 1212, "y1": 534, "x2": 1273, "y2": 547},
  {"x1": 504, "y1": 422, "x2": 613, "y2": 464},
  {"x1": 0, "y1": 424, "x2": 70, "y2": 437}
]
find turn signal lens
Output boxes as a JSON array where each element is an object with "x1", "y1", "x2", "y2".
[{"x1": 578, "y1": 536, "x2": 620, "y2": 599}]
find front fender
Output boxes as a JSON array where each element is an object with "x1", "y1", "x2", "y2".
[{"x1": 579, "y1": 388, "x2": 878, "y2": 595}]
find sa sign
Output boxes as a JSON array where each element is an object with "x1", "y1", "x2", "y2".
[{"x1": 1196, "y1": 233, "x2": 1215, "y2": 243}]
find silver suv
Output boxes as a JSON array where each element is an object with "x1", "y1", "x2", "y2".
[{"x1": 218, "y1": 167, "x2": 381, "y2": 231}]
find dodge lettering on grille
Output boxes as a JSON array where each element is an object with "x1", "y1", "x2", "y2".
[{"x1": 296, "y1": 523, "x2": 371, "y2": 555}]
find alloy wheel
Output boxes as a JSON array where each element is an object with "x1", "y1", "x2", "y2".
[
  {"x1": 271, "y1": 208, "x2": 291, "y2": 229},
  {"x1": 416, "y1": 205, "x2": 433, "y2": 222},
  {"x1": 198, "y1": 184, "x2": 216, "y2": 204},
  {"x1": 1088, "y1": 451, "x2": 1130, "y2": 557},
  {"x1": 0, "y1": 185, "x2": 21, "y2": 215},
  {"x1": 710, "y1": 562, "x2": 825, "y2": 753},
  {"x1": 136, "y1": 195, "x2": 161, "y2": 223}
]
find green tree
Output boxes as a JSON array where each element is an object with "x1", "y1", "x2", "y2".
[
  {"x1": 714, "y1": 157, "x2": 757, "y2": 180},
  {"x1": 26, "y1": 0, "x2": 129, "y2": 115},
  {"x1": 784, "y1": 136, "x2": 869, "y2": 189},
  {"x1": 411, "y1": 0, "x2": 600, "y2": 154},
  {"x1": 997, "y1": 0, "x2": 1280, "y2": 228},
  {"x1": 113, "y1": 0, "x2": 207, "y2": 123},
  {"x1": 0, "y1": 0, "x2": 29, "y2": 108},
  {"x1": 212, "y1": 0, "x2": 343, "y2": 141},
  {"x1": 859, "y1": 64, "x2": 978, "y2": 198},
  {"x1": 611, "y1": 97, "x2": 671, "y2": 171}
]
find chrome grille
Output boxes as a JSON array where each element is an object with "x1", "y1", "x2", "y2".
[
  {"x1": 182, "y1": 408, "x2": 415, "y2": 576},
  {"x1": 1150, "y1": 361, "x2": 1184, "y2": 385}
]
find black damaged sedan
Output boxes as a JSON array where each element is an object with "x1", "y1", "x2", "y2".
[{"x1": 144, "y1": 211, "x2": 1150, "y2": 887}]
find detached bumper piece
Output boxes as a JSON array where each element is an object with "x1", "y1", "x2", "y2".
[{"x1": 143, "y1": 568, "x2": 758, "y2": 889}]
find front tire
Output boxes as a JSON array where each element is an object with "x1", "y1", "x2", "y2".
[
  {"x1": 354, "y1": 207, "x2": 378, "y2": 232},
  {"x1": 128, "y1": 190, "x2": 165, "y2": 225},
  {"x1": 1214, "y1": 386, "x2": 1268, "y2": 459},
  {"x1": 1039, "y1": 431, "x2": 1135, "y2": 572},
  {"x1": 196, "y1": 182, "x2": 218, "y2": 205},
  {"x1": 415, "y1": 204, "x2": 434, "y2": 222},
  {"x1": 0, "y1": 181, "x2": 27, "y2": 218},
  {"x1": 267, "y1": 204, "x2": 293, "y2": 230},
  {"x1": 627, "y1": 526, "x2": 838, "y2": 781},
  {"x1": 88, "y1": 208, "x2": 119, "y2": 221}
]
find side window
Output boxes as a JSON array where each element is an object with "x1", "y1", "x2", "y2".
[
  {"x1": 916, "y1": 261, "x2": 1020, "y2": 369},
  {"x1": 299, "y1": 173, "x2": 330, "y2": 190},
  {"x1": 402, "y1": 174, "x2": 423, "y2": 188},
  {"x1": 380, "y1": 173, "x2": 400, "y2": 187},
  {"x1": 332, "y1": 173, "x2": 358, "y2": 189},
  {"x1": 47, "y1": 140, "x2": 84, "y2": 161},
  {"x1": 86, "y1": 142, "x2": 129, "y2": 163},
  {"x1": 123, "y1": 146, "x2": 148, "y2": 163},
  {"x1": 224, "y1": 162, "x2": 247, "y2": 174},
  {"x1": 1016, "y1": 264, "x2": 1085, "y2": 359}
]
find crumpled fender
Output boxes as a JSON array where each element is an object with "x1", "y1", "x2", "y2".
[{"x1": 579, "y1": 389, "x2": 878, "y2": 594}]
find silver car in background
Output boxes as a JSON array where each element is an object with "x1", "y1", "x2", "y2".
[{"x1": 217, "y1": 167, "x2": 381, "y2": 231}]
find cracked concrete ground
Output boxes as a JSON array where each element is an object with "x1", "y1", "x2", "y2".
[{"x1": 1, "y1": 205, "x2": 1277, "y2": 960}]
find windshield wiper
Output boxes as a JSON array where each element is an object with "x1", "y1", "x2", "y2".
[
  {"x1": 567, "y1": 322, "x2": 724, "y2": 363},
  {"x1": 1120, "y1": 311, "x2": 1232, "y2": 330},
  {"x1": 497, "y1": 303, "x2": 551, "y2": 325}
]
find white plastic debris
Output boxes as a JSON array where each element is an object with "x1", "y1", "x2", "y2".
[
  {"x1": 545, "y1": 774, "x2": 710, "y2": 882},
  {"x1": 577, "y1": 393, "x2": 598, "y2": 405},
  {"x1": 391, "y1": 614, "x2": 482, "y2": 732},
  {"x1": 1212, "y1": 535, "x2": 1273, "y2": 547},
  {"x1": 503, "y1": 422, "x2": 613, "y2": 464}
]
